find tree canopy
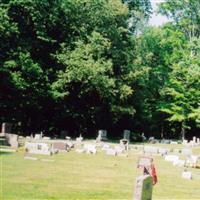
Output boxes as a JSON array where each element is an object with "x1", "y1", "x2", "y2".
[{"x1": 0, "y1": 0, "x2": 199, "y2": 140}]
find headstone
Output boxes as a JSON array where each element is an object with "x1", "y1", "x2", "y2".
[
  {"x1": 52, "y1": 142, "x2": 69, "y2": 152},
  {"x1": 5, "y1": 133, "x2": 19, "y2": 149},
  {"x1": 1, "y1": 122, "x2": 12, "y2": 133},
  {"x1": 106, "y1": 148, "x2": 117, "y2": 156},
  {"x1": 65, "y1": 136, "x2": 71, "y2": 140},
  {"x1": 193, "y1": 136, "x2": 197, "y2": 144},
  {"x1": 170, "y1": 141, "x2": 178, "y2": 144},
  {"x1": 161, "y1": 139, "x2": 171, "y2": 144},
  {"x1": 197, "y1": 138, "x2": 200, "y2": 144},
  {"x1": 182, "y1": 139, "x2": 188, "y2": 145},
  {"x1": 137, "y1": 156, "x2": 152, "y2": 169},
  {"x1": 102, "y1": 144, "x2": 110, "y2": 151},
  {"x1": 120, "y1": 139, "x2": 129, "y2": 151},
  {"x1": 123, "y1": 130, "x2": 130, "y2": 141},
  {"x1": 186, "y1": 155, "x2": 199, "y2": 167},
  {"x1": 76, "y1": 135, "x2": 83, "y2": 143},
  {"x1": 144, "y1": 146, "x2": 158, "y2": 155},
  {"x1": 173, "y1": 159, "x2": 185, "y2": 167},
  {"x1": 182, "y1": 148, "x2": 192, "y2": 156},
  {"x1": 34, "y1": 134, "x2": 41, "y2": 140},
  {"x1": 158, "y1": 148, "x2": 169, "y2": 156},
  {"x1": 164, "y1": 155, "x2": 179, "y2": 162},
  {"x1": 182, "y1": 171, "x2": 192, "y2": 180},
  {"x1": 43, "y1": 137, "x2": 50, "y2": 140},
  {"x1": 114, "y1": 145, "x2": 124, "y2": 154},
  {"x1": 96, "y1": 130, "x2": 107, "y2": 142},
  {"x1": 84, "y1": 144, "x2": 97, "y2": 154},
  {"x1": 75, "y1": 148, "x2": 85, "y2": 153},
  {"x1": 25, "y1": 142, "x2": 53, "y2": 155},
  {"x1": 134, "y1": 175, "x2": 153, "y2": 200}
]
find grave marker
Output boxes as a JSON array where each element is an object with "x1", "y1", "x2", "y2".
[
  {"x1": 134, "y1": 175, "x2": 153, "y2": 200},
  {"x1": 123, "y1": 130, "x2": 130, "y2": 141}
]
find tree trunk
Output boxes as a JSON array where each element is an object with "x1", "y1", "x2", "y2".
[{"x1": 181, "y1": 121, "x2": 186, "y2": 141}]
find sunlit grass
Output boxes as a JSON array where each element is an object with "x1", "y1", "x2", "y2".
[{"x1": 1, "y1": 143, "x2": 200, "y2": 200}]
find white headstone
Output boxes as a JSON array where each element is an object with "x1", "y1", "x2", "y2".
[
  {"x1": 182, "y1": 171, "x2": 192, "y2": 180},
  {"x1": 164, "y1": 155, "x2": 179, "y2": 162},
  {"x1": 182, "y1": 148, "x2": 192, "y2": 156},
  {"x1": 106, "y1": 148, "x2": 117, "y2": 156},
  {"x1": 173, "y1": 159, "x2": 185, "y2": 167},
  {"x1": 158, "y1": 148, "x2": 169, "y2": 155},
  {"x1": 25, "y1": 142, "x2": 52, "y2": 155},
  {"x1": 34, "y1": 134, "x2": 41, "y2": 140},
  {"x1": 193, "y1": 136, "x2": 197, "y2": 143},
  {"x1": 144, "y1": 146, "x2": 158, "y2": 155},
  {"x1": 84, "y1": 144, "x2": 97, "y2": 154},
  {"x1": 1, "y1": 122, "x2": 12, "y2": 133}
]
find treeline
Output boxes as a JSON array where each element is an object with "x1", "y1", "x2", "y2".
[{"x1": 0, "y1": 0, "x2": 200, "y2": 140}]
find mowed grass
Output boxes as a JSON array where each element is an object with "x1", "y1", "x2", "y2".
[{"x1": 1, "y1": 143, "x2": 200, "y2": 200}]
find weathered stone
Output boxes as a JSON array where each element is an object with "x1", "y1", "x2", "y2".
[
  {"x1": 134, "y1": 175, "x2": 153, "y2": 200},
  {"x1": 144, "y1": 146, "x2": 158, "y2": 155},
  {"x1": 106, "y1": 148, "x2": 117, "y2": 156},
  {"x1": 164, "y1": 155, "x2": 179, "y2": 162},
  {"x1": 84, "y1": 144, "x2": 97, "y2": 154},
  {"x1": 173, "y1": 159, "x2": 185, "y2": 167},
  {"x1": 34, "y1": 134, "x2": 41, "y2": 140},
  {"x1": 52, "y1": 142, "x2": 69, "y2": 151},
  {"x1": 123, "y1": 130, "x2": 130, "y2": 141},
  {"x1": 182, "y1": 148, "x2": 192, "y2": 156},
  {"x1": 96, "y1": 130, "x2": 107, "y2": 142},
  {"x1": 5, "y1": 133, "x2": 19, "y2": 149},
  {"x1": 1, "y1": 122, "x2": 12, "y2": 133},
  {"x1": 25, "y1": 142, "x2": 53, "y2": 155},
  {"x1": 120, "y1": 139, "x2": 129, "y2": 151},
  {"x1": 182, "y1": 171, "x2": 192, "y2": 180}
]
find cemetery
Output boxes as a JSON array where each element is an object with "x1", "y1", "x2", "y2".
[
  {"x1": 1, "y1": 0, "x2": 200, "y2": 199},
  {"x1": 1, "y1": 122, "x2": 200, "y2": 200}
]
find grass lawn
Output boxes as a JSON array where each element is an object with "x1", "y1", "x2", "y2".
[{"x1": 1, "y1": 143, "x2": 200, "y2": 200}]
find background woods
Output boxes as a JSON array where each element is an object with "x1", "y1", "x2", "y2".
[{"x1": 0, "y1": 0, "x2": 200, "y2": 140}]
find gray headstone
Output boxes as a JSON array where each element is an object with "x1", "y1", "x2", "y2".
[
  {"x1": 5, "y1": 133, "x2": 19, "y2": 149},
  {"x1": 123, "y1": 130, "x2": 130, "y2": 141},
  {"x1": 52, "y1": 142, "x2": 69, "y2": 151},
  {"x1": 134, "y1": 175, "x2": 153, "y2": 200}
]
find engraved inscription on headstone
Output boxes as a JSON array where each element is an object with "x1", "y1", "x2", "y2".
[{"x1": 134, "y1": 175, "x2": 153, "y2": 200}]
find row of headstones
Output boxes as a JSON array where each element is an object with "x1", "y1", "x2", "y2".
[
  {"x1": 96, "y1": 129, "x2": 131, "y2": 142},
  {"x1": 183, "y1": 136, "x2": 200, "y2": 147},
  {"x1": 25, "y1": 141, "x2": 75, "y2": 156},
  {"x1": 75, "y1": 140, "x2": 129, "y2": 156}
]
